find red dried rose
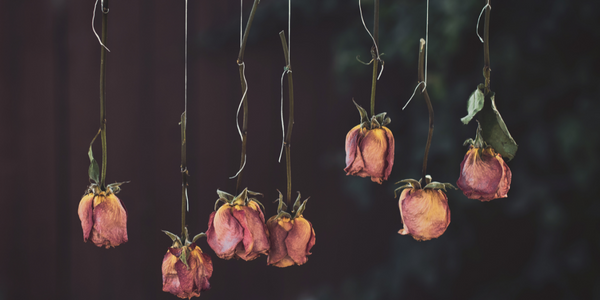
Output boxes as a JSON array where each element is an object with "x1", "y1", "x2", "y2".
[
  {"x1": 206, "y1": 188, "x2": 270, "y2": 261},
  {"x1": 267, "y1": 192, "x2": 315, "y2": 267},
  {"x1": 77, "y1": 184, "x2": 128, "y2": 248},
  {"x1": 457, "y1": 146, "x2": 512, "y2": 201},
  {"x1": 395, "y1": 177, "x2": 454, "y2": 241},
  {"x1": 162, "y1": 243, "x2": 212, "y2": 299}
]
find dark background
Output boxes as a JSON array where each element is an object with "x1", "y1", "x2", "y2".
[{"x1": 1, "y1": 0, "x2": 599, "y2": 299}]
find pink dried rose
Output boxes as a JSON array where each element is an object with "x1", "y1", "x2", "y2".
[
  {"x1": 457, "y1": 146, "x2": 512, "y2": 201},
  {"x1": 206, "y1": 188, "x2": 270, "y2": 261},
  {"x1": 77, "y1": 183, "x2": 128, "y2": 248},
  {"x1": 344, "y1": 101, "x2": 394, "y2": 184},
  {"x1": 162, "y1": 241, "x2": 213, "y2": 299},
  {"x1": 395, "y1": 176, "x2": 454, "y2": 241},
  {"x1": 267, "y1": 192, "x2": 315, "y2": 268}
]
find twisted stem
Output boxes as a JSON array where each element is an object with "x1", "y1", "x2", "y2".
[
  {"x1": 417, "y1": 39, "x2": 434, "y2": 181},
  {"x1": 279, "y1": 31, "x2": 294, "y2": 206}
]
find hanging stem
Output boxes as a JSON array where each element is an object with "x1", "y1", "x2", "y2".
[
  {"x1": 483, "y1": 0, "x2": 491, "y2": 94},
  {"x1": 181, "y1": 113, "x2": 188, "y2": 237},
  {"x1": 369, "y1": 0, "x2": 380, "y2": 116},
  {"x1": 180, "y1": 0, "x2": 189, "y2": 238},
  {"x1": 235, "y1": 0, "x2": 260, "y2": 194},
  {"x1": 279, "y1": 31, "x2": 294, "y2": 206},
  {"x1": 417, "y1": 39, "x2": 434, "y2": 181},
  {"x1": 99, "y1": 0, "x2": 109, "y2": 190}
]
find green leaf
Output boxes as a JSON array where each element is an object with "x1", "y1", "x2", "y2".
[
  {"x1": 87, "y1": 145, "x2": 100, "y2": 184},
  {"x1": 353, "y1": 99, "x2": 370, "y2": 125},
  {"x1": 461, "y1": 85, "x2": 485, "y2": 124},
  {"x1": 393, "y1": 184, "x2": 413, "y2": 198},
  {"x1": 292, "y1": 191, "x2": 302, "y2": 213},
  {"x1": 179, "y1": 247, "x2": 190, "y2": 270},
  {"x1": 381, "y1": 117, "x2": 391, "y2": 127},
  {"x1": 275, "y1": 190, "x2": 286, "y2": 214},
  {"x1": 216, "y1": 190, "x2": 234, "y2": 202},
  {"x1": 478, "y1": 92, "x2": 518, "y2": 161},
  {"x1": 370, "y1": 115, "x2": 381, "y2": 129}
]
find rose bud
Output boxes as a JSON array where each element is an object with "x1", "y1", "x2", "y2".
[
  {"x1": 395, "y1": 176, "x2": 455, "y2": 241},
  {"x1": 78, "y1": 183, "x2": 128, "y2": 248},
  {"x1": 267, "y1": 191, "x2": 315, "y2": 268},
  {"x1": 457, "y1": 146, "x2": 512, "y2": 202},
  {"x1": 206, "y1": 188, "x2": 270, "y2": 261},
  {"x1": 344, "y1": 101, "x2": 394, "y2": 184},
  {"x1": 457, "y1": 124, "x2": 512, "y2": 201},
  {"x1": 161, "y1": 230, "x2": 213, "y2": 299}
]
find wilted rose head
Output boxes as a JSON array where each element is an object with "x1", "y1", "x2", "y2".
[
  {"x1": 162, "y1": 243, "x2": 213, "y2": 299},
  {"x1": 457, "y1": 146, "x2": 512, "y2": 202},
  {"x1": 395, "y1": 177, "x2": 454, "y2": 241},
  {"x1": 267, "y1": 191, "x2": 315, "y2": 268},
  {"x1": 206, "y1": 188, "x2": 270, "y2": 261},
  {"x1": 78, "y1": 183, "x2": 128, "y2": 248},
  {"x1": 344, "y1": 101, "x2": 394, "y2": 184}
]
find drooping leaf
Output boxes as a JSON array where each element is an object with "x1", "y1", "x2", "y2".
[
  {"x1": 478, "y1": 92, "x2": 518, "y2": 161},
  {"x1": 162, "y1": 230, "x2": 182, "y2": 244},
  {"x1": 179, "y1": 247, "x2": 190, "y2": 270},
  {"x1": 370, "y1": 115, "x2": 381, "y2": 129},
  {"x1": 461, "y1": 85, "x2": 485, "y2": 124},
  {"x1": 294, "y1": 198, "x2": 309, "y2": 219},
  {"x1": 381, "y1": 117, "x2": 391, "y2": 126},
  {"x1": 216, "y1": 190, "x2": 234, "y2": 202},
  {"x1": 192, "y1": 233, "x2": 206, "y2": 243},
  {"x1": 292, "y1": 191, "x2": 302, "y2": 213},
  {"x1": 423, "y1": 182, "x2": 457, "y2": 191},
  {"x1": 88, "y1": 145, "x2": 100, "y2": 184}
]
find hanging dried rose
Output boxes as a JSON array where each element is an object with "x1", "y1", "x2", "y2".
[
  {"x1": 206, "y1": 188, "x2": 270, "y2": 261},
  {"x1": 267, "y1": 191, "x2": 315, "y2": 267},
  {"x1": 394, "y1": 176, "x2": 455, "y2": 241},
  {"x1": 162, "y1": 230, "x2": 212, "y2": 299},
  {"x1": 78, "y1": 183, "x2": 128, "y2": 248},
  {"x1": 457, "y1": 124, "x2": 512, "y2": 201},
  {"x1": 344, "y1": 101, "x2": 394, "y2": 184}
]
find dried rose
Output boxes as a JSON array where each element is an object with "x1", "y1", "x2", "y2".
[
  {"x1": 78, "y1": 183, "x2": 128, "y2": 248},
  {"x1": 344, "y1": 101, "x2": 394, "y2": 184},
  {"x1": 161, "y1": 230, "x2": 213, "y2": 299},
  {"x1": 457, "y1": 146, "x2": 512, "y2": 201},
  {"x1": 395, "y1": 176, "x2": 455, "y2": 241},
  {"x1": 267, "y1": 192, "x2": 315, "y2": 267},
  {"x1": 206, "y1": 188, "x2": 270, "y2": 261},
  {"x1": 457, "y1": 123, "x2": 512, "y2": 201}
]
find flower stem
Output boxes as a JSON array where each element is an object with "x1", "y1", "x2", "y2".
[
  {"x1": 369, "y1": 0, "x2": 380, "y2": 117},
  {"x1": 181, "y1": 0, "x2": 189, "y2": 238},
  {"x1": 483, "y1": 0, "x2": 491, "y2": 94},
  {"x1": 279, "y1": 31, "x2": 294, "y2": 206},
  {"x1": 417, "y1": 39, "x2": 434, "y2": 182},
  {"x1": 235, "y1": 0, "x2": 260, "y2": 194},
  {"x1": 99, "y1": 0, "x2": 109, "y2": 190}
]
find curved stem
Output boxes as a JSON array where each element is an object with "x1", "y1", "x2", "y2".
[
  {"x1": 483, "y1": 0, "x2": 491, "y2": 94},
  {"x1": 369, "y1": 0, "x2": 380, "y2": 116},
  {"x1": 235, "y1": 0, "x2": 260, "y2": 194},
  {"x1": 99, "y1": 0, "x2": 109, "y2": 189},
  {"x1": 417, "y1": 39, "x2": 434, "y2": 181},
  {"x1": 280, "y1": 31, "x2": 294, "y2": 206}
]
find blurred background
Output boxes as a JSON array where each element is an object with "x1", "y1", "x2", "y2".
[{"x1": 1, "y1": 0, "x2": 599, "y2": 299}]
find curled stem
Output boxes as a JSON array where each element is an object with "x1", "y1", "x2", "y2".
[
  {"x1": 417, "y1": 39, "x2": 434, "y2": 181},
  {"x1": 99, "y1": 0, "x2": 109, "y2": 189},
  {"x1": 280, "y1": 31, "x2": 294, "y2": 206},
  {"x1": 483, "y1": 0, "x2": 491, "y2": 94},
  {"x1": 235, "y1": 0, "x2": 260, "y2": 194}
]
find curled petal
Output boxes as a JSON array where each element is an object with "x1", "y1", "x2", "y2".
[
  {"x1": 90, "y1": 194, "x2": 128, "y2": 248},
  {"x1": 267, "y1": 216, "x2": 293, "y2": 267},
  {"x1": 398, "y1": 188, "x2": 450, "y2": 241},
  {"x1": 232, "y1": 202, "x2": 270, "y2": 261},
  {"x1": 162, "y1": 245, "x2": 212, "y2": 299},
  {"x1": 206, "y1": 205, "x2": 244, "y2": 260},
  {"x1": 77, "y1": 193, "x2": 95, "y2": 242},
  {"x1": 457, "y1": 147, "x2": 511, "y2": 201},
  {"x1": 344, "y1": 126, "x2": 394, "y2": 184},
  {"x1": 285, "y1": 217, "x2": 314, "y2": 266}
]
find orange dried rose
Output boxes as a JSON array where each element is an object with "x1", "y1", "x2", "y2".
[
  {"x1": 77, "y1": 183, "x2": 128, "y2": 248},
  {"x1": 457, "y1": 146, "x2": 512, "y2": 201}
]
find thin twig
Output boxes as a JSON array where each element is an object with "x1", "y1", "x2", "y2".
[
  {"x1": 99, "y1": 0, "x2": 109, "y2": 189},
  {"x1": 417, "y1": 39, "x2": 434, "y2": 181}
]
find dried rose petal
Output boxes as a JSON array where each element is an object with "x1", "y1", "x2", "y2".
[
  {"x1": 162, "y1": 244, "x2": 212, "y2": 299},
  {"x1": 345, "y1": 125, "x2": 395, "y2": 184},
  {"x1": 78, "y1": 192, "x2": 128, "y2": 248},
  {"x1": 207, "y1": 201, "x2": 269, "y2": 261},
  {"x1": 267, "y1": 215, "x2": 315, "y2": 267},
  {"x1": 398, "y1": 188, "x2": 450, "y2": 241},
  {"x1": 457, "y1": 146, "x2": 512, "y2": 201}
]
